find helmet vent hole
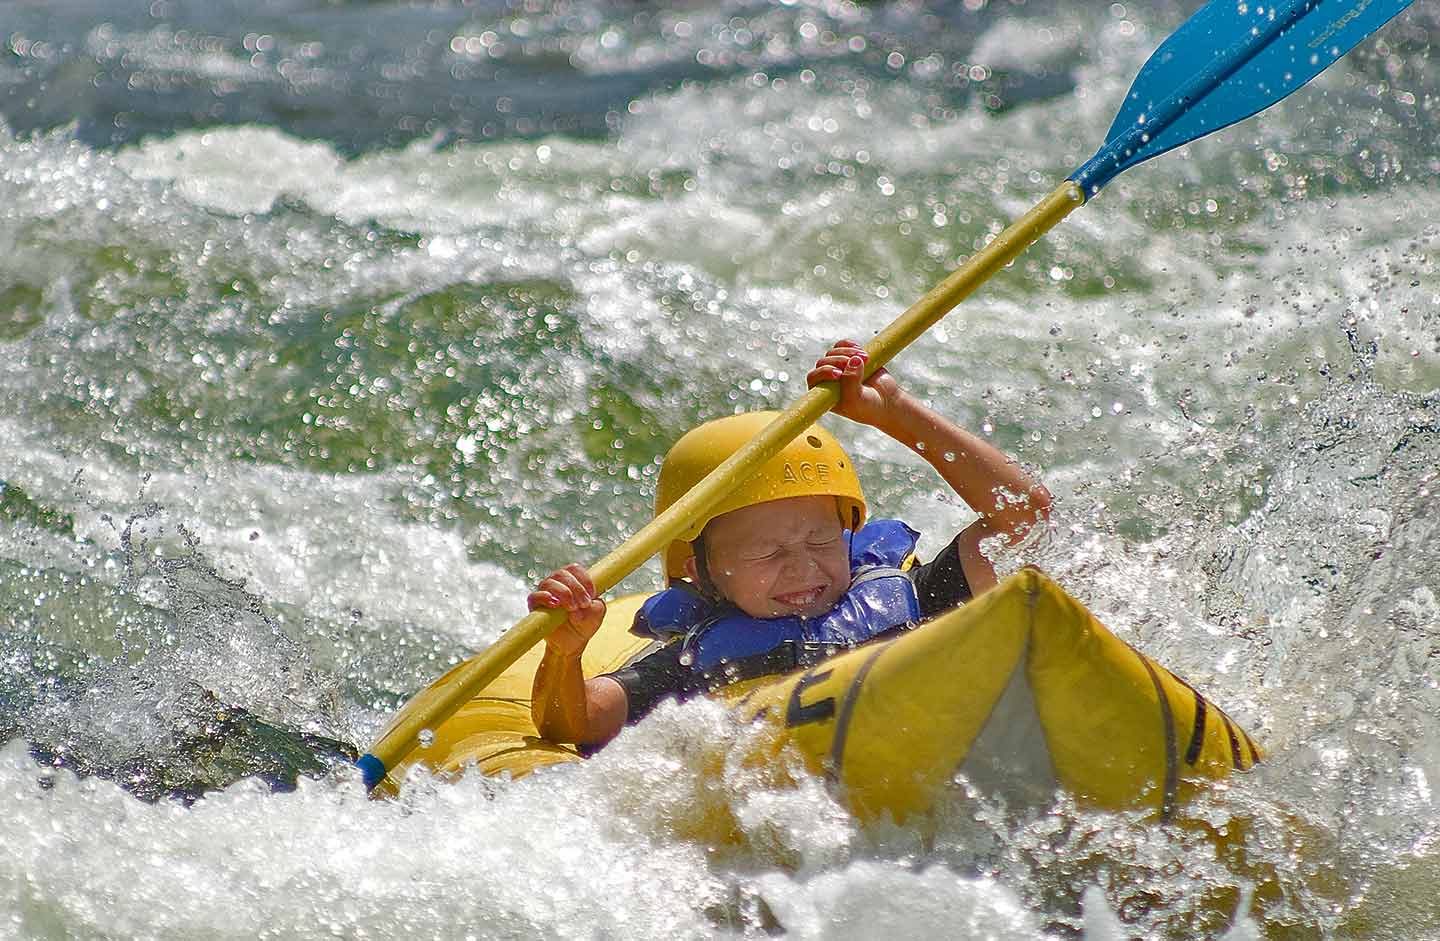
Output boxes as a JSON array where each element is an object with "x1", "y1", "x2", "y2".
[{"x1": 806, "y1": 435, "x2": 823, "y2": 449}]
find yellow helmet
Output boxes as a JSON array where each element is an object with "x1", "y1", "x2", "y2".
[{"x1": 656, "y1": 411, "x2": 866, "y2": 582}]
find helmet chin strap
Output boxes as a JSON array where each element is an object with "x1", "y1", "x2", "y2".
[{"x1": 688, "y1": 529, "x2": 724, "y2": 600}]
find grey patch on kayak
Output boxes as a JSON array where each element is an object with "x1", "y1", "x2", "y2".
[{"x1": 957, "y1": 658, "x2": 1058, "y2": 811}]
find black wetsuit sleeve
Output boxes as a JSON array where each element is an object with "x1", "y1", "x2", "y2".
[
  {"x1": 604, "y1": 640, "x2": 697, "y2": 725},
  {"x1": 909, "y1": 532, "x2": 974, "y2": 619}
]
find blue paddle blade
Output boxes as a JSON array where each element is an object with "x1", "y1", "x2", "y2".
[{"x1": 1072, "y1": 0, "x2": 1415, "y2": 196}]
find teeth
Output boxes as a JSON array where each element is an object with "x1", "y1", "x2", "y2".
[{"x1": 778, "y1": 588, "x2": 822, "y2": 606}]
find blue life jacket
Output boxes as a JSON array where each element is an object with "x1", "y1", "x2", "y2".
[{"x1": 632, "y1": 519, "x2": 922, "y2": 675}]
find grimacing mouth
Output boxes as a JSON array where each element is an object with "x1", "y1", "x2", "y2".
[{"x1": 772, "y1": 583, "x2": 836, "y2": 613}]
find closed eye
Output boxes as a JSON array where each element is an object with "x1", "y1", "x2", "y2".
[{"x1": 742, "y1": 534, "x2": 839, "y2": 561}]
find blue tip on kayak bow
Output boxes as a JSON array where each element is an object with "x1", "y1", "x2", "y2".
[{"x1": 1072, "y1": 0, "x2": 1415, "y2": 197}]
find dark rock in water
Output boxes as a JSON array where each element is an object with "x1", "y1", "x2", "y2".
[{"x1": 28, "y1": 693, "x2": 358, "y2": 805}]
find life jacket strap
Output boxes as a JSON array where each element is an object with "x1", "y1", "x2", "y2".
[
  {"x1": 689, "y1": 639, "x2": 849, "y2": 691},
  {"x1": 849, "y1": 564, "x2": 909, "y2": 587}
]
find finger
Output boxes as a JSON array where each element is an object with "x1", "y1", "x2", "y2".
[
  {"x1": 563, "y1": 563, "x2": 597, "y2": 597},
  {"x1": 812, "y1": 353, "x2": 853, "y2": 374},
  {"x1": 545, "y1": 579, "x2": 579, "y2": 609},
  {"x1": 541, "y1": 569, "x2": 584, "y2": 602},
  {"x1": 557, "y1": 569, "x2": 601, "y2": 611},
  {"x1": 549, "y1": 571, "x2": 589, "y2": 609},
  {"x1": 821, "y1": 345, "x2": 866, "y2": 369},
  {"x1": 527, "y1": 589, "x2": 559, "y2": 610},
  {"x1": 808, "y1": 362, "x2": 846, "y2": 381}
]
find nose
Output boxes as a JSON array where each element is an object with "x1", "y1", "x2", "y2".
[{"x1": 777, "y1": 546, "x2": 822, "y2": 573}]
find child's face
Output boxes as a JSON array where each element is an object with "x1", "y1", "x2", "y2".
[{"x1": 692, "y1": 495, "x2": 850, "y2": 619}]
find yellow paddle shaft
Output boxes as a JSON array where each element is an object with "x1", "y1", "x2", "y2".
[{"x1": 362, "y1": 180, "x2": 1085, "y2": 783}]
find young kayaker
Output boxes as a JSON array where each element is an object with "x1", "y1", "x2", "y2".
[{"x1": 528, "y1": 338, "x2": 1051, "y2": 746}]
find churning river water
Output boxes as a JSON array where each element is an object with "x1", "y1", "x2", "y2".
[{"x1": 1, "y1": 0, "x2": 1437, "y2": 937}]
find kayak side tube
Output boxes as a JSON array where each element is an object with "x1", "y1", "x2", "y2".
[{"x1": 723, "y1": 567, "x2": 1261, "y2": 823}]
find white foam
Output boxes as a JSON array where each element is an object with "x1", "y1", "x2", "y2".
[
  {"x1": 0, "y1": 740, "x2": 721, "y2": 939},
  {"x1": 971, "y1": 17, "x2": 1086, "y2": 73},
  {"x1": 117, "y1": 126, "x2": 345, "y2": 216},
  {"x1": 757, "y1": 860, "x2": 1046, "y2": 940},
  {"x1": 0, "y1": 415, "x2": 525, "y2": 652}
]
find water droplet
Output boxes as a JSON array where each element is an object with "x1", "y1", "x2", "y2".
[{"x1": 418, "y1": 728, "x2": 435, "y2": 748}]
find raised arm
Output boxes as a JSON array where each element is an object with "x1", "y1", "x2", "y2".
[{"x1": 808, "y1": 339, "x2": 1052, "y2": 593}]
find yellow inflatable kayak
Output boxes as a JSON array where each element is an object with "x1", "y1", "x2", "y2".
[{"x1": 371, "y1": 568, "x2": 1260, "y2": 822}]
